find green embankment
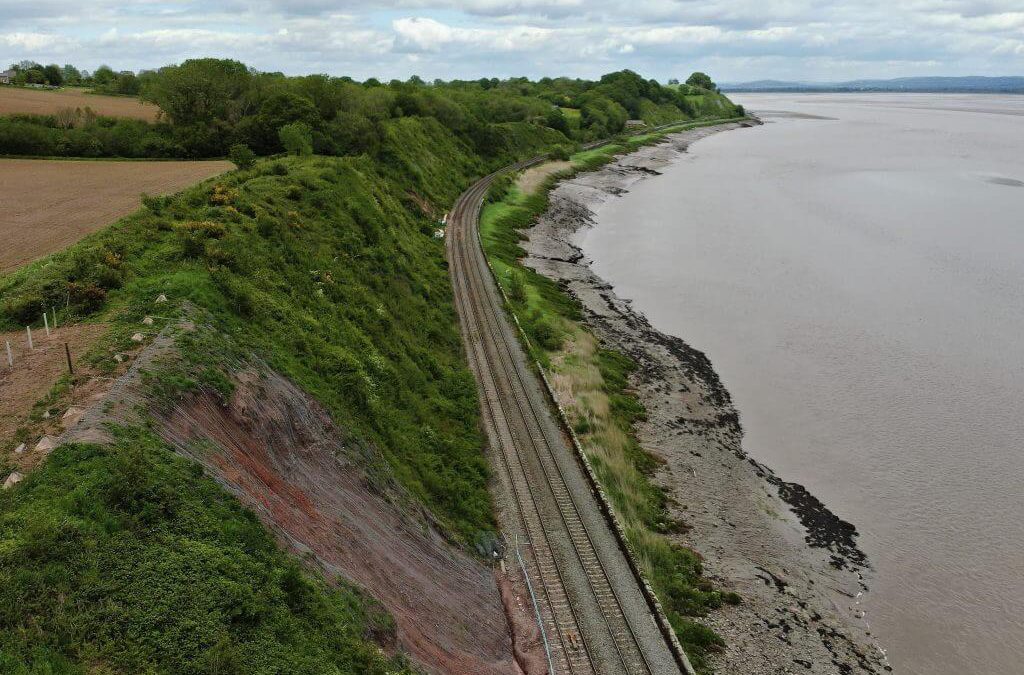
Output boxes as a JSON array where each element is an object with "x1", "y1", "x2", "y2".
[
  {"x1": 480, "y1": 119, "x2": 748, "y2": 673},
  {"x1": 0, "y1": 429, "x2": 409, "y2": 674},
  {"x1": 0, "y1": 61, "x2": 745, "y2": 668},
  {"x1": 0, "y1": 116, "x2": 561, "y2": 670}
]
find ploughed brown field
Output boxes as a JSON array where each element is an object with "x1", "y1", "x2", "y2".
[
  {"x1": 0, "y1": 86, "x2": 160, "y2": 121},
  {"x1": 0, "y1": 159, "x2": 232, "y2": 273}
]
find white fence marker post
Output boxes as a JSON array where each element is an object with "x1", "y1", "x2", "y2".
[
  {"x1": 5, "y1": 341, "x2": 11, "y2": 368},
  {"x1": 26, "y1": 326, "x2": 33, "y2": 351},
  {"x1": 43, "y1": 312, "x2": 50, "y2": 337}
]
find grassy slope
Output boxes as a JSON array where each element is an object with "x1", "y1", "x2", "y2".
[
  {"x1": 0, "y1": 116, "x2": 566, "y2": 670},
  {"x1": 480, "y1": 118, "x2": 747, "y2": 673},
  {"x1": 0, "y1": 429, "x2": 407, "y2": 675},
  {"x1": 0, "y1": 117, "x2": 564, "y2": 542}
]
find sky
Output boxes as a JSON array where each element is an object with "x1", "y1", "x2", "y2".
[{"x1": 1, "y1": 0, "x2": 1022, "y2": 82}]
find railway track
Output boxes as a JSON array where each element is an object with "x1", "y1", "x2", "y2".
[{"x1": 446, "y1": 154, "x2": 684, "y2": 675}]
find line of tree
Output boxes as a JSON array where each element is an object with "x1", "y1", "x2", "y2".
[
  {"x1": 1, "y1": 59, "x2": 740, "y2": 160},
  {"x1": 4, "y1": 61, "x2": 149, "y2": 95}
]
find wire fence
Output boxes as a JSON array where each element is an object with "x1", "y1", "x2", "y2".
[{"x1": 513, "y1": 533, "x2": 556, "y2": 675}]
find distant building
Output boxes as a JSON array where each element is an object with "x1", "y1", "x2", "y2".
[
  {"x1": 625, "y1": 119, "x2": 646, "y2": 129},
  {"x1": 0, "y1": 70, "x2": 15, "y2": 85}
]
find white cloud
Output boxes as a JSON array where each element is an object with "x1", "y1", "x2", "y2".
[
  {"x1": 392, "y1": 16, "x2": 554, "y2": 52},
  {"x1": 0, "y1": 0, "x2": 1021, "y2": 81},
  {"x1": 0, "y1": 31, "x2": 76, "y2": 52}
]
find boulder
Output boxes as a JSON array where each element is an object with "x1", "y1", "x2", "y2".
[
  {"x1": 62, "y1": 406, "x2": 86, "y2": 427},
  {"x1": 3, "y1": 472, "x2": 23, "y2": 489}
]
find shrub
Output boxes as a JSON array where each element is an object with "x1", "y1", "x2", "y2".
[
  {"x1": 3, "y1": 293, "x2": 46, "y2": 325},
  {"x1": 175, "y1": 220, "x2": 227, "y2": 257},
  {"x1": 66, "y1": 281, "x2": 107, "y2": 313},
  {"x1": 209, "y1": 184, "x2": 237, "y2": 206},
  {"x1": 507, "y1": 270, "x2": 527, "y2": 303},
  {"x1": 550, "y1": 145, "x2": 571, "y2": 161},
  {"x1": 279, "y1": 122, "x2": 313, "y2": 156},
  {"x1": 525, "y1": 310, "x2": 562, "y2": 351},
  {"x1": 228, "y1": 143, "x2": 256, "y2": 170},
  {"x1": 141, "y1": 193, "x2": 171, "y2": 214}
]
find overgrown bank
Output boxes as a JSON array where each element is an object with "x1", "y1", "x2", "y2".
[
  {"x1": 480, "y1": 118, "x2": 748, "y2": 673},
  {"x1": 0, "y1": 430, "x2": 409, "y2": 674},
  {"x1": 0, "y1": 73, "x2": 745, "y2": 669},
  {"x1": 0, "y1": 114, "x2": 563, "y2": 670}
]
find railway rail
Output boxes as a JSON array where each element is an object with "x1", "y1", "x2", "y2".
[{"x1": 446, "y1": 138, "x2": 693, "y2": 674}]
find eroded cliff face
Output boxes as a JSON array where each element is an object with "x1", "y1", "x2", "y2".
[
  {"x1": 61, "y1": 326, "x2": 528, "y2": 675},
  {"x1": 162, "y1": 370, "x2": 516, "y2": 674}
]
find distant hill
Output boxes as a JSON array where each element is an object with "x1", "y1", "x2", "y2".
[{"x1": 721, "y1": 76, "x2": 1024, "y2": 93}]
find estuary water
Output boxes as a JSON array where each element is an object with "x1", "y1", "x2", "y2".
[{"x1": 583, "y1": 94, "x2": 1024, "y2": 674}]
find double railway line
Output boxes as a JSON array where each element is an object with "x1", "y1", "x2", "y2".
[{"x1": 447, "y1": 154, "x2": 686, "y2": 675}]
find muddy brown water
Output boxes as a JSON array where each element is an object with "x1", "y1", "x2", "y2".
[{"x1": 583, "y1": 94, "x2": 1024, "y2": 675}]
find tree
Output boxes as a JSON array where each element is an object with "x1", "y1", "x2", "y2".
[
  {"x1": 62, "y1": 64, "x2": 82, "y2": 85},
  {"x1": 228, "y1": 143, "x2": 256, "y2": 170},
  {"x1": 686, "y1": 72, "x2": 716, "y2": 91},
  {"x1": 114, "y1": 72, "x2": 140, "y2": 95},
  {"x1": 93, "y1": 65, "x2": 116, "y2": 87},
  {"x1": 279, "y1": 122, "x2": 312, "y2": 156},
  {"x1": 668, "y1": 78, "x2": 680, "y2": 85},
  {"x1": 325, "y1": 112, "x2": 379, "y2": 156},
  {"x1": 544, "y1": 107, "x2": 569, "y2": 133},
  {"x1": 142, "y1": 59, "x2": 252, "y2": 127},
  {"x1": 234, "y1": 90, "x2": 320, "y2": 154},
  {"x1": 43, "y1": 64, "x2": 63, "y2": 86}
]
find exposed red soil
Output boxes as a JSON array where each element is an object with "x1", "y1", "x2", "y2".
[{"x1": 160, "y1": 369, "x2": 519, "y2": 674}]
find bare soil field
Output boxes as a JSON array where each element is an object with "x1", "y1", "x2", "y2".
[
  {"x1": 0, "y1": 86, "x2": 160, "y2": 121},
  {"x1": 0, "y1": 322, "x2": 109, "y2": 467},
  {"x1": 0, "y1": 158, "x2": 231, "y2": 273}
]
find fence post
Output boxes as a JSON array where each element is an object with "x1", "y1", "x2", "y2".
[
  {"x1": 5, "y1": 341, "x2": 11, "y2": 368},
  {"x1": 43, "y1": 312, "x2": 50, "y2": 337},
  {"x1": 64, "y1": 343, "x2": 74, "y2": 375},
  {"x1": 26, "y1": 326, "x2": 33, "y2": 351}
]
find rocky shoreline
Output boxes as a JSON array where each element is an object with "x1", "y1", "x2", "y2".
[{"x1": 521, "y1": 122, "x2": 892, "y2": 673}]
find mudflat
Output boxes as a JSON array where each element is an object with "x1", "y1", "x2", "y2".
[
  {"x1": 585, "y1": 94, "x2": 1024, "y2": 674},
  {"x1": 522, "y1": 123, "x2": 889, "y2": 674},
  {"x1": 0, "y1": 87, "x2": 160, "y2": 121},
  {"x1": 0, "y1": 159, "x2": 231, "y2": 273}
]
